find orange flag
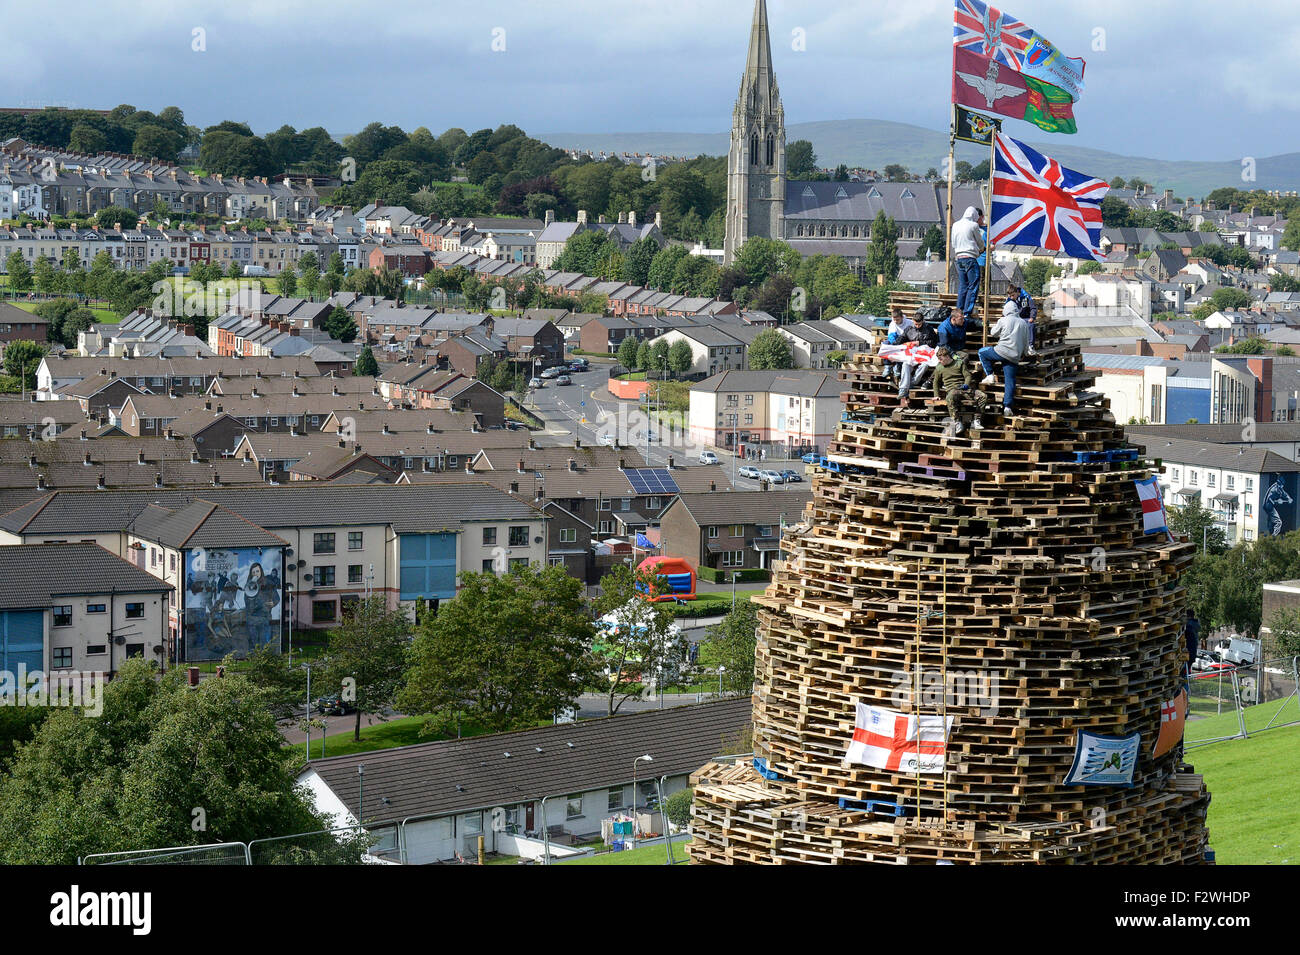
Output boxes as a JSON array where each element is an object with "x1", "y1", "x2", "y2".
[{"x1": 1153, "y1": 690, "x2": 1188, "y2": 757}]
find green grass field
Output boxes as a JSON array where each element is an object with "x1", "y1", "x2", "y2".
[
  {"x1": 562, "y1": 837, "x2": 691, "y2": 865},
  {"x1": 290, "y1": 713, "x2": 552, "y2": 762},
  {"x1": 9, "y1": 301, "x2": 120, "y2": 323},
  {"x1": 1187, "y1": 696, "x2": 1300, "y2": 865}
]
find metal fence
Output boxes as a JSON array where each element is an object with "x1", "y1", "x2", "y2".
[{"x1": 1185, "y1": 655, "x2": 1299, "y2": 749}]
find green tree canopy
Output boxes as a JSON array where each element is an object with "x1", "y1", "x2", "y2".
[{"x1": 747, "y1": 328, "x2": 796, "y2": 370}]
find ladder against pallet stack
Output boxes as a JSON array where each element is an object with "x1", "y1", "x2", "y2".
[{"x1": 688, "y1": 293, "x2": 1212, "y2": 865}]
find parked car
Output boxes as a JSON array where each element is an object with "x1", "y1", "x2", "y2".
[
  {"x1": 599, "y1": 432, "x2": 616, "y2": 446},
  {"x1": 1191, "y1": 650, "x2": 1219, "y2": 672},
  {"x1": 528, "y1": 377, "x2": 543, "y2": 389},
  {"x1": 541, "y1": 367, "x2": 564, "y2": 379},
  {"x1": 569, "y1": 358, "x2": 589, "y2": 371},
  {"x1": 738, "y1": 464, "x2": 761, "y2": 479},
  {"x1": 1220, "y1": 637, "x2": 1259, "y2": 666},
  {"x1": 779, "y1": 468, "x2": 803, "y2": 483},
  {"x1": 759, "y1": 469, "x2": 785, "y2": 484},
  {"x1": 315, "y1": 694, "x2": 355, "y2": 716},
  {"x1": 801, "y1": 452, "x2": 820, "y2": 464},
  {"x1": 699, "y1": 451, "x2": 720, "y2": 465},
  {"x1": 555, "y1": 375, "x2": 572, "y2": 385}
]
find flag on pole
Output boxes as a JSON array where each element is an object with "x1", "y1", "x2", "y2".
[
  {"x1": 845, "y1": 702, "x2": 953, "y2": 774},
  {"x1": 1153, "y1": 690, "x2": 1188, "y2": 758},
  {"x1": 954, "y1": 106, "x2": 1002, "y2": 146},
  {"x1": 952, "y1": 47, "x2": 1076, "y2": 133},
  {"x1": 1133, "y1": 476, "x2": 1171, "y2": 536},
  {"x1": 953, "y1": 0, "x2": 1086, "y2": 101},
  {"x1": 991, "y1": 133, "x2": 1107, "y2": 259}
]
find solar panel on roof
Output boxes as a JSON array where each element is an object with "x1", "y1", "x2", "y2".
[{"x1": 625, "y1": 468, "x2": 679, "y2": 495}]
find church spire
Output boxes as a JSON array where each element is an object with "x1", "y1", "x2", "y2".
[{"x1": 743, "y1": 0, "x2": 775, "y2": 94}]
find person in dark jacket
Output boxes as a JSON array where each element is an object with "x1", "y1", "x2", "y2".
[{"x1": 937, "y1": 312, "x2": 969, "y2": 360}]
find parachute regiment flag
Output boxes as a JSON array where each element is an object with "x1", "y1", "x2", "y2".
[
  {"x1": 953, "y1": 47, "x2": 1075, "y2": 133},
  {"x1": 953, "y1": 0, "x2": 1086, "y2": 101}
]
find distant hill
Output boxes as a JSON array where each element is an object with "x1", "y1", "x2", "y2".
[{"x1": 539, "y1": 119, "x2": 1300, "y2": 198}]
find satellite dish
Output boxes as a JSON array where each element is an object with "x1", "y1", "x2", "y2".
[{"x1": 112, "y1": 635, "x2": 126, "y2": 646}]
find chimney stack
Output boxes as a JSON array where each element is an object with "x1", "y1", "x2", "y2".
[{"x1": 576, "y1": 210, "x2": 588, "y2": 225}]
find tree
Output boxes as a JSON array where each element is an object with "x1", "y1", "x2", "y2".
[
  {"x1": 883, "y1": 164, "x2": 909, "y2": 181},
  {"x1": 748, "y1": 328, "x2": 795, "y2": 369},
  {"x1": 864, "y1": 211, "x2": 900, "y2": 283},
  {"x1": 916, "y1": 224, "x2": 945, "y2": 261},
  {"x1": 95, "y1": 205, "x2": 139, "y2": 229},
  {"x1": 399, "y1": 565, "x2": 599, "y2": 734},
  {"x1": 2, "y1": 341, "x2": 46, "y2": 390},
  {"x1": 617, "y1": 336, "x2": 640, "y2": 367},
  {"x1": 1020, "y1": 257, "x2": 1061, "y2": 296},
  {"x1": 1266, "y1": 607, "x2": 1300, "y2": 657},
  {"x1": 668, "y1": 339, "x2": 694, "y2": 375},
  {"x1": 1078, "y1": 260, "x2": 1103, "y2": 275},
  {"x1": 227, "y1": 259, "x2": 244, "y2": 279},
  {"x1": 355, "y1": 346, "x2": 379, "y2": 377},
  {"x1": 706, "y1": 600, "x2": 760, "y2": 696},
  {"x1": 229, "y1": 645, "x2": 305, "y2": 722},
  {"x1": 314, "y1": 598, "x2": 407, "y2": 742},
  {"x1": 1168, "y1": 500, "x2": 1228, "y2": 554},
  {"x1": 734, "y1": 236, "x2": 798, "y2": 289},
  {"x1": 5, "y1": 252, "x2": 31, "y2": 291},
  {"x1": 664, "y1": 788, "x2": 693, "y2": 828},
  {"x1": 323, "y1": 305, "x2": 358, "y2": 343},
  {"x1": 1215, "y1": 336, "x2": 1268, "y2": 355},
  {"x1": 786, "y1": 140, "x2": 817, "y2": 178},
  {"x1": 33, "y1": 256, "x2": 57, "y2": 295},
  {"x1": 278, "y1": 265, "x2": 297, "y2": 297},
  {"x1": 298, "y1": 251, "x2": 320, "y2": 299},
  {"x1": 647, "y1": 245, "x2": 690, "y2": 291},
  {"x1": 592, "y1": 564, "x2": 688, "y2": 715},
  {"x1": 635, "y1": 340, "x2": 653, "y2": 371},
  {"x1": 0, "y1": 661, "x2": 358, "y2": 865}
]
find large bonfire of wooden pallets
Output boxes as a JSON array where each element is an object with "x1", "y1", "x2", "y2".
[{"x1": 689, "y1": 291, "x2": 1212, "y2": 864}]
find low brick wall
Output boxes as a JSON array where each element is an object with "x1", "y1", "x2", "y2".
[{"x1": 607, "y1": 377, "x2": 650, "y2": 401}]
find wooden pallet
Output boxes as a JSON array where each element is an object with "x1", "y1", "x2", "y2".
[{"x1": 687, "y1": 291, "x2": 1211, "y2": 866}]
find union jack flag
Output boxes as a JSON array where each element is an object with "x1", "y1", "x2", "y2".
[
  {"x1": 991, "y1": 133, "x2": 1108, "y2": 260},
  {"x1": 953, "y1": 0, "x2": 1032, "y2": 69}
]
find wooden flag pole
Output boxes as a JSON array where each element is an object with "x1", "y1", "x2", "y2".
[
  {"x1": 982, "y1": 132, "x2": 995, "y2": 348},
  {"x1": 944, "y1": 103, "x2": 956, "y2": 295}
]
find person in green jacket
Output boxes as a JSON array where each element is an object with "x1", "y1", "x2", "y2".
[{"x1": 933, "y1": 345, "x2": 988, "y2": 436}]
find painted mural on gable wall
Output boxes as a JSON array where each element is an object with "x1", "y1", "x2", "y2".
[{"x1": 183, "y1": 546, "x2": 283, "y2": 661}]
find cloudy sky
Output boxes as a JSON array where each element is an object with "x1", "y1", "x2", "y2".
[{"x1": 3, "y1": 0, "x2": 1298, "y2": 160}]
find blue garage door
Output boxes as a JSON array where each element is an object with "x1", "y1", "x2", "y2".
[
  {"x1": 0, "y1": 611, "x2": 44, "y2": 674},
  {"x1": 399, "y1": 534, "x2": 458, "y2": 600}
]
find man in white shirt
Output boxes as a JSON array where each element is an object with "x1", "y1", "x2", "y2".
[
  {"x1": 950, "y1": 206, "x2": 986, "y2": 319},
  {"x1": 978, "y1": 299, "x2": 1033, "y2": 416}
]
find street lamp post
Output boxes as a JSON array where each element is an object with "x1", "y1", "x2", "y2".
[
  {"x1": 632, "y1": 754, "x2": 653, "y2": 843},
  {"x1": 731, "y1": 570, "x2": 738, "y2": 610},
  {"x1": 718, "y1": 664, "x2": 726, "y2": 698}
]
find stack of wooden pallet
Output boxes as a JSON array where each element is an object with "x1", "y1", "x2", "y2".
[{"x1": 689, "y1": 292, "x2": 1212, "y2": 865}]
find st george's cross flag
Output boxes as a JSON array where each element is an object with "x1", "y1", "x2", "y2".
[
  {"x1": 1133, "y1": 476, "x2": 1171, "y2": 536},
  {"x1": 952, "y1": 0, "x2": 1086, "y2": 102},
  {"x1": 845, "y1": 702, "x2": 954, "y2": 774},
  {"x1": 1153, "y1": 690, "x2": 1188, "y2": 758},
  {"x1": 991, "y1": 133, "x2": 1108, "y2": 260}
]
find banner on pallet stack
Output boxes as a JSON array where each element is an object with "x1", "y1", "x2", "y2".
[
  {"x1": 1064, "y1": 730, "x2": 1140, "y2": 786},
  {"x1": 1153, "y1": 690, "x2": 1188, "y2": 758},
  {"x1": 845, "y1": 702, "x2": 954, "y2": 774}
]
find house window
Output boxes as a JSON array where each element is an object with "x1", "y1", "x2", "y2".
[
  {"x1": 599, "y1": 521, "x2": 612, "y2": 535},
  {"x1": 482, "y1": 527, "x2": 497, "y2": 546},
  {"x1": 53, "y1": 606, "x2": 72, "y2": 627},
  {"x1": 722, "y1": 550, "x2": 745, "y2": 567},
  {"x1": 599, "y1": 499, "x2": 612, "y2": 511},
  {"x1": 730, "y1": 524, "x2": 744, "y2": 537},
  {"x1": 348, "y1": 565, "x2": 364, "y2": 584},
  {"x1": 482, "y1": 559, "x2": 496, "y2": 573},
  {"x1": 1247, "y1": 478, "x2": 1255, "y2": 492},
  {"x1": 1189, "y1": 471, "x2": 1198, "y2": 486},
  {"x1": 1227, "y1": 475, "x2": 1235, "y2": 490},
  {"x1": 508, "y1": 558, "x2": 528, "y2": 572},
  {"x1": 559, "y1": 527, "x2": 577, "y2": 543},
  {"x1": 744, "y1": 394, "x2": 754, "y2": 405},
  {"x1": 566, "y1": 794, "x2": 584, "y2": 819},
  {"x1": 608, "y1": 787, "x2": 624, "y2": 811},
  {"x1": 349, "y1": 531, "x2": 363, "y2": 550},
  {"x1": 315, "y1": 566, "x2": 336, "y2": 587},
  {"x1": 744, "y1": 414, "x2": 753, "y2": 425},
  {"x1": 509, "y1": 526, "x2": 529, "y2": 547},
  {"x1": 1207, "y1": 473, "x2": 1216, "y2": 488},
  {"x1": 708, "y1": 525, "x2": 719, "y2": 538},
  {"x1": 125, "y1": 603, "x2": 144, "y2": 619},
  {"x1": 312, "y1": 600, "x2": 336, "y2": 623},
  {"x1": 313, "y1": 532, "x2": 336, "y2": 554},
  {"x1": 86, "y1": 603, "x2": 106, "y2": 614},
  {"x1": 86, "y1": 644, "x2": 106, "y2": 656},
  {"x1": 52, "y1": 647, "x2": 73, "y2": 669},
  {"x1": 1172, "y1": 468, "x2": 1180, "y2": 482}
]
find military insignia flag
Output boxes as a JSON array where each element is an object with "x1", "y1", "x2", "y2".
[
  {"x1": 953, "y1": 47, "x2": 1076, "y2": 133},
  {"x1": 955, "y1": 106, "x2": 1002, "y2": 146},
  {"x1": 991, "y1": 133, "x2": 1107, "y2": 259},
  {"x1": 953, "y1": 0, "x2": 1086, "y2": 101}
]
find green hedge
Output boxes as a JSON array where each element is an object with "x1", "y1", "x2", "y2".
[{"x1": 697, "y1": 566, "x2": 769, "y2": 584}]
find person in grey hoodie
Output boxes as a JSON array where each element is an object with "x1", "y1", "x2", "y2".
[
  {"x1": 978, "y1": 298, "x2": 1032, "y2": 415},
  {"x1": 950, "y1": 206, "x2": 985, "y2": 318}
]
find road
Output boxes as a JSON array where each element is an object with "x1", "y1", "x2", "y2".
[{"x1": 524, "y1": 360, "x2": 815, "y2": 490}]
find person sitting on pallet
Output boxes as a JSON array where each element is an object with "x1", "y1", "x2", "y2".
[
  {"x1": 933, "y1": 345, "x2": 987, "y2": 436},
  {"x1": 885, "y1": 306, "x2": 917, "y2": 393},
  {"x1": 937, "y1": 310, "x2": 970, "y2": 363},
  {"x1": 978, "y1": 297, "x2": 1033, "y2": 418}
]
